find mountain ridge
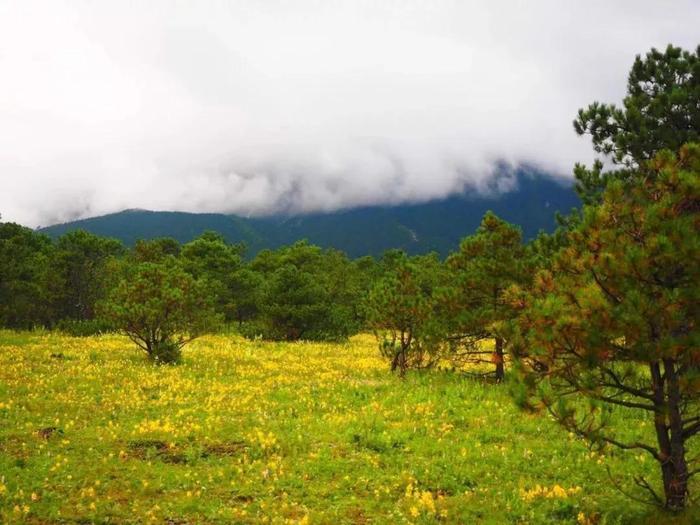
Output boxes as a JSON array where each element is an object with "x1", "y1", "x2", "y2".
[{"x1": 38, "y1": 173, "x2": 579, "y2": 258}]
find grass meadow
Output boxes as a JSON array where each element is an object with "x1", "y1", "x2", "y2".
[{"x1": 1, "y1": 331, "x2": 698, "y2": 524}]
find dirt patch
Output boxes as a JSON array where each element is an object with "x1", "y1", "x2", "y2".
[
  {"x1": 345, "y1": 507, "x2": 369, "y2": 524},
  {"x1": 0, "y1": 434, "x2": 30, "y2": 460},
  {"x1": 127, "y1": 439, "x2": 188, "y2": 464},
  {"x1": 203, "y1": 440, "x2": 247, "y2": 457},
  {"x1": 126, "y1": 439, "x2": 248, "y2": 464},
  {"x1": 36, "y1": 427, "x2": 63, "y2": 440},
  {"x1": 128, "y1": 439, "x2": 169, "y2": 451},
  {"x1": 230, "y1": 493, "x2": 255, "y2": 503}
]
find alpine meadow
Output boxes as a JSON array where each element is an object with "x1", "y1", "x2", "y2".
[{"x1": 1, "y1": 3, "x2": 699, "y2": 524}]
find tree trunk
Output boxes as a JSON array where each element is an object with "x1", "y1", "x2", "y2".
[
  {"x1": 391, "y1": 348, "x2": 407, "y2": 377},
  {"x1": 660, "y1": 455, "x2": 688, "y2": 511},
  {"x1": 494, "y1": 337, "x2": 505, "y2": 382},
  {"x1": 393, "y1": 329, "x2": 411, "y2": 378},
  {"x1": 391, "y1": 350, "x2": 400, "y2": 372},
  {"x1": 662, "y1": 358, "x2": 689, "y2": 510},
  {"x1": 650, "y1": 360, "x2": 689, "y2": 510},
  {"x1": 398, "y1": 348, "x2": 407, "y2": 377}
]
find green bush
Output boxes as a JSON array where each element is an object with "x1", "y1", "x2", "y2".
[
  {"x1": 100, "y1": 261, "x2": 221, "y2": 364},
  {"x1": 55, "y1": 318, "x2": 114, "y2": 337}
]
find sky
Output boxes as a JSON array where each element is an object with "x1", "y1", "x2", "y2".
[{"x1": 1, "y1": 1, "x2": 698, "y2": 228}]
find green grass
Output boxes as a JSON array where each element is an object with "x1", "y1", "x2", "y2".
[{"x1": 0, "y1": 331, "x2": 697, "y2": 524}]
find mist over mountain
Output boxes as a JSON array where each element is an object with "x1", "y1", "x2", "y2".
[
  {"x1": 39, "y1": 172, "x2": 578, "y2": 258},
  {"x1": 1, "y1": 2, "x2": 696, "y2": 228}
]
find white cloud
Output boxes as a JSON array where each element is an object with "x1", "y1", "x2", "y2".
[{"x1": 0, "y1": 0, "x2": 698, "y2": 227}]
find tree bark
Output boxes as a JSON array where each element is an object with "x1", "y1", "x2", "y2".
[
  {"x1": 662, "y1": 358, "x2": 689, "y2": 510},
  {"x1": 661, "y1": 453, "x2": 688, "y2": 511},
  {"x1": 391, "y1": 350, "x2": 400, "y2": 372},
  {"x1": 391, "y1": 348, "x2": 407, "y2": 377},
  {"x1": 649, "y1": 360, "x2": 688, "y2": 510},
  {"x1": 494, "y1": 337, "x2": 505, "y2": 381}
]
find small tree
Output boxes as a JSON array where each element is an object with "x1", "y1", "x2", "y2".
[
  {"x1": 101, "y1": 261, "x2": 220, "y2": 363},
  {"x1": 229, "y1": 267, "x2": 264, "y2": 327},
  {"x1": 440, "y1": 212, "x2": 527, "y2": 381},
  {"x1": 247, "y1": 241, "x2": 360, "y2": 341},
  {"x1": 508, "y1": 145, "x2": 700, "y2": 510},
  {"x1": 260, "y1": 263, "x2": 330, "y2": 341},
  {"x1": 49, "y1": 230, "x2": 124, "y2": 322},
  {"x1": 180, "y1": 232, "x2": 243, "y2": 321},
  {"x1": 366, "y1": 253, "x2": 443, "y2": 376},
  {"x1": 0, "y1": 223, "x2": 54, "y2": 328}
]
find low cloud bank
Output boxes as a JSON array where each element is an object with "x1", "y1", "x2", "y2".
[{"x1": 0, "y1": 1, "x2": 698, "y2": 227}]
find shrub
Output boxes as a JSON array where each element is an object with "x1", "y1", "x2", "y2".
[
  {"x1": 100, "y1": 261, "x2": 221, "y2": 364},
  {"x1": 54, "y1": 318, "x2": 114, "y2": 337}
]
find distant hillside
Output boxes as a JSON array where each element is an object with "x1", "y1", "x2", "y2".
[{"x1": 39, "y1": 173, "x2": 579, "y2": 257}]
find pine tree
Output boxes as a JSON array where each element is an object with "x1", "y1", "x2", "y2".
[
  {"x1": 573, "y1": 45, "x2": 700, "y2": 203},
  {"x1": 440, "y1": 212, "x2": 527, "y2": 380},
  {"x1": 100, "y1": 260, "x2": 220, "y2": 363},
  {"x1": 508, "y1": 144, "x2": 700, "y2": 510},
  {"x1": 366, "y1": 252, "x2": 444, "y2": 376}
]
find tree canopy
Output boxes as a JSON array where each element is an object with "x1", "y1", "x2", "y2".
[{"x1": 573, "y1": 45, "x2": 700, "y2": 202}]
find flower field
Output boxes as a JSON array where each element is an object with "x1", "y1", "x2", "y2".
[{"x1": 0, "y1": 332, "x2": 697, "y2": 524}]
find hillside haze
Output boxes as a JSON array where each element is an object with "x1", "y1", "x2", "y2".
[{"x1": 39, "y1": 173, "x2": 579, "y2": 257}]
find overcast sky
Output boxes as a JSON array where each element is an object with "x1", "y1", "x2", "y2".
[{"x1": 1, "y1": 1, "x2": 698, "y2": 227}]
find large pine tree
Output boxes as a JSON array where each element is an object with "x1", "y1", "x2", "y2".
[{"x1": 509, "y1": 144, "x2": 700, "y2": 509}]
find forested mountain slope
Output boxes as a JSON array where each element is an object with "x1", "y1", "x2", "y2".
[{"x1": 40, "y1": 173, "x2": 578, "y2": 257}]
